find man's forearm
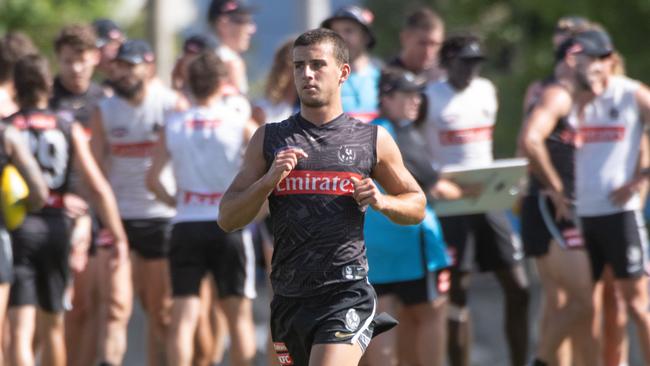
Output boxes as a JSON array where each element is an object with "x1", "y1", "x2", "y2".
[
  {"x1": 376, "y1": 191, "x2": 426, "y2": 225},
  {"x1": 218, "y1": 177, "x2": 275, "y2": 232}
]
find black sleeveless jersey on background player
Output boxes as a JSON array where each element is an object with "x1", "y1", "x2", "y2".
[
  {"x1": 50, "y1": 78, "x2": 105, "y2": 129},
  {"x1": 526, "y1": 78, "x2": 577, "y2": 199},
  {"x1": 3, "y1": 109, "x2": 74, "y2": 216},
  {"x1": 263, "y1": 113, "x2": 377, "y2": 297}
]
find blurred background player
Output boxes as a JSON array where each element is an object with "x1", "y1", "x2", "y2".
[
  {"x1": 422, "y1": 34, "x2": 530, "y2": 366},
  {"x1": 322, "y1": 5, "x2": 381, "y2": 123},
  {"x1": 0, "y1": 32, "x2": 37, "y2": 118},
  {"x1": 92, "y1": 18, "x2": 126, "y2": 94},
  {"x1": 90, "y1": 39, "x2": 180, "y2": 366},
  {"x1": 207, "y1": 0, "x2": 257, "y2": 94}
]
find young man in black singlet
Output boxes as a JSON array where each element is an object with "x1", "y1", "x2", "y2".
[{"x1": 218, "y1": 29, "x2": 426, "y2": 366}]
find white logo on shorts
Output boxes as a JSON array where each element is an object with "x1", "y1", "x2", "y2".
[
  {"x1": 628, "y1": 246, "x2": 642, "y2": 265},
  {"x1": 345, "y1": 308, "x2": 360, "y2": 331}
]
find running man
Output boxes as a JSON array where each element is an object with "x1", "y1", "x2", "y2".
[
  {"x1": 90, "y1": 40, "x2": 179, "y2": 366},
  {"x1": 5, "y1": 54, "x2": 128, "y2": 366},
  {"x1": 421, "y1": 34, "x2": 530, "y2": 366},
  {"x1": 518, "y1": 35, "x2": 601, "y2": 366},
  {"x1": 218, "y1": 29, "x2": 426, "y2": 366},
  {"x1": 147, "y1": 51, "x2": 258, "y2": 366}
]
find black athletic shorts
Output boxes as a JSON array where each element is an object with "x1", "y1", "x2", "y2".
[
  {"x1": 373, "y1": 269, "x2": 450, "y2": 305},
  {"x1": 439, "y1": 211, "x2": 523, "y2": 272},
  {"x1": 169, "y1": 221, "x2": 256, "y2": 299},
  {"x1": 580, "y1": 210, "x2": 649, "y2": 280},
  {"x1": 9, "y1": 214, "x2": 71, "y2": 313},
  {"x1": 521, "y1": 195, "x2": 584, "y2": 257},
  {"x1": 122, "y1": 218, "x2": 171, "y2": 259},
  {"x1": 270, "y1": 279, "x2": 376, "y2": 366},
  {"x1": 0, "y1": 229, "x2": 13, "y2": 284}
]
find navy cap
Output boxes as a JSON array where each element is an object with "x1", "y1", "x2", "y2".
[
  {"x1": 208, "y1": 0, "x2": 255, "y2": 23},
  {"x1": 183, "y1": 34, "x2": 218, "y2": 54},
  {"x1": 573, "y1": 30, "x2": 614, "y2": 57},
  {"x1": 93, "y1": 18, "x2": 124, "y2": 48},
  {"x1": 115, "y1": 40, "x2": 155, "y2": 64},
  {"x1": 456, "y1": 40, "x2": 485, "y2": 59},
  {"x1": 379, "y1": 68, "x2": 426, "y2": 95},
  {"x1": 321, "y1": 5, "x2": 376, "y2": 49}
]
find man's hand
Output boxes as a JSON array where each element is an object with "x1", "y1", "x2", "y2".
[
  {"x1": 609, "y1": 177, "x2": 645, "y2": 207},
  {"x1": 64, "y1": 193, "x2": 89, "y2": 219},
  {"x1": 262, "y1": 147, "x2": 308, "y2": 188},
  {"x1": 351, "y1": 177, "x2": 384, "y2": 212},
  {"x1": 69, "y1": 215, "x2": 92, "y2": 274},
  {"x1": 545, "y1": 189, "x2": 571, "y2": 221}
]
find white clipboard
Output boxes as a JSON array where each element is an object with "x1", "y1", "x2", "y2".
[{"x1": 433, "y1": 158, "x2": 528, "y2": 217}]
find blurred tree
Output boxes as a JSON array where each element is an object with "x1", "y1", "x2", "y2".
[
  {"x1": 0, "y1": 0, "x2": 111, "y2": 59},
  {"x1": 366, "y1": 0, "x2": 650, "y2": 157}
]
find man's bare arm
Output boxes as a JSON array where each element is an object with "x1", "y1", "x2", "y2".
[
  {"x1": 362, "y1": 126, "x2": 426, "y2": 225},
  {"x1": 519, "y1": 85, "x2": 572, "y2": 195},
  {"x1": 4, "y1": 125, "x2": 48, "y2": 211},
  {"x1": 71, "y1": 123, "x2": 128, "y2": 262},
  {"x1": 145, "y1": 131, "x2": 175, "y2": 207},
  {"x1": 89, "y1": 106, "x2": 109, "y2": 175}
]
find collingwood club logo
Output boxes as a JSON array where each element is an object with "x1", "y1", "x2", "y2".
[
  {"x1": 337, "y1": 145, "x2": 357, "y2": 165},
  {"x1": 345, "y1": 308, "x2": 361, "y2": 332}
]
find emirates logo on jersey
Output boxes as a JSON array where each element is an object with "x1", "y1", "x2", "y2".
[
  {"x1": 274, "y1": 170, "x2": 362, "y2": 196},
  {"x1": 579, "y1": 126, "x2": 625, "y2": 143},
  {"x1": 439, "y1": 126, "x2": 493, "y2": 145},
  {"x1": 12, "y1": 114, "x2": 57, "y2": 130}
]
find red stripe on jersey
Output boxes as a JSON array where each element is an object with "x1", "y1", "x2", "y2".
[
  {"x1": 185, "y1": 119, "x2": 223, "y2": 129},
  {"x1": 182, "y1": 191, "x2": 223, "y2": 205},
  {"x1": 579, "y1": 126, "x2": 625, "y2": 143},
  {"x1": 274, "y1": 170, "x2": 362, "y2": 196},
  {"x1": 11, "y1": 114, "x2": 57, "y2": 130},
  {"x1": 439, "y1": 126, "x2": 493, "y2": 145},
  {"x1": 110, "y1": 141, "x2": 156, "y2": 157}
]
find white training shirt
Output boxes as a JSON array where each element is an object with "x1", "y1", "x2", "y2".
[
  {"x1": 98, "y1": 84, "x2": 177, "y2": 220},
  {"x1": 166, "y1": 94, "x2": 251, "y2": 223},
  {"x1": 216, "y1": 45, "x2": 248, "y2": 94},
  {"x1": 574, "y1": 75, "x2": 643, "y2": 216},
  {"x1": 423, "y1": 77, "x2": 498, "y2": 169}
]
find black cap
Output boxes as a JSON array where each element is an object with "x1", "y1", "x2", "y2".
[
  {"x1": 572, "y1": 30, "x2": 614, "y2": 57},
  {"x1": 208, "y1": 0, "x2": 255, "y2": 23},
  {"x1": 93, "y1": 18, "x2": 124, "y2": 48},
  {"x1": 183, "y1": 34, "x2": 218, "y2": 54},
  {"x1": 379, "y1": 68, "x2": 426, "y2": 95},
  {"x1": 456, "y1": 40, "x2": 485, "y2": 60},
  {"x1": 115, "y1": 40, "x2": 155, "y2": 64},
  {"x1": 321, "y1": 5, "x2": 376, "y2": 49}
]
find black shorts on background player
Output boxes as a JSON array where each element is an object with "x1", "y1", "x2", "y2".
[
  {"x1": 271, "y1": 280, "x2": 376, "y2": 366},
  {"x1": 521, "y1": 195, "x2": 583, "y2": 257},
  {"x1": 439, "y1": 211, "x2": 523, "y2": 272},
  {"x1": 122, "y1": 218, "x2": 171, "y2": 259},
  {"x1": 373, "y1": 270, "x2": 450, "y2": 305},
  {"x1": 580, "y1": 210, "x2": 648, "y2": 280},
  {"x1": 169, "y1": 221, "x2": 253, "y2": 298},
  {"x1": 0, "y1": 229, "x2": 13, "y2": 284},
  {"x1": 9, "y1": 215, "x2": 71, "y2": 312}
]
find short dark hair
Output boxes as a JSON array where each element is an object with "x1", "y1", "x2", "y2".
[
  {"x1": 14, "y1": 54, "x2": 51, "y2": 108},
  {"x1": 54, "y1": 24, "x2": 97, "y2": 54},
  {"x1": 188, "y1": 51, "x2": 228, "y2": 100},
  {"x1": 293, "y1": 28, "x2": 349, "y2": 65},
  {"x1": 439, "y1": 33, "x2": 482, "y2": 68},
  {"x1": 404, "y1": 7, "x2": 444, "y2": 32},
  {"x1": 0, "y1": 32, "x2": 37, "y2": 84}
]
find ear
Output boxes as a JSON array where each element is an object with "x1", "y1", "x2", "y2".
[{"x1": 339, "y1": 63, "x2": 351, "y2": 85}]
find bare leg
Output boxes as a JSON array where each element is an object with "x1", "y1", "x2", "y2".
[
  {"x1": 616, "y1": 276, "x2": 650, "y2": 364},
  {"x1": 447, "y1": 269, "x2": 471, "y2": 366},
  {"x1": 602, "y1": 267, "x2": 628, "y2": 366},
  {"x1": 96, "y1": 248, "x2": 133, "y2": 365},
  {"x1": 167, "y1": 296, "x2": 201, "y2": 366},
  {"x1": 37, "y1": 310, "x2": 66, "y2": 366},
  {"x1": 8, "y1": 306, "x2": 36, "y2": 366},
  {"x1": 192, "y1": 278, "x2": 214, "y2": 366},
  {"x1": 309, "y1": 343, "x2": 363, "y2": 366},
  {"x1": 494, "y1": 264, "x2": 530, "y2": 366},
  {"x1": 402, "y1": 296, "x2": 448, "y2": 366},
  {"x1": 221, "y1": 296, "x2": 256, "y2": 366},
  {"x1": 363, "y1": 295, "x2": 399, "y2": 366}
]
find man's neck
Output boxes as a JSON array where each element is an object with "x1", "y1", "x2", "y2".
[
  {"x1": 300, "y1": 102, "x2": 344, "y2": 127},
  {"x1": 397, "y1": 53, "x2": 422, "y2": 74},
  {"x1": 125, "y1": 82, "x2": 149, "y2": 106},
  {"x1": 57, "y1": 75, "x2": 89, "y2": 95},
  {"x1": 195, "y1": 90, "x2": 223, "y2": 107}
]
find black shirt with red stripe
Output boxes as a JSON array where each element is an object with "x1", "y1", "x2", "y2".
[
  {"x1": 263, "y1": 113, "x2": 377, "y2": 297},
  {"x1": 3, "y1": 109, "x2": 73, "y2": 215}
]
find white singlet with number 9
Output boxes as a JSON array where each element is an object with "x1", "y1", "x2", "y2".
[{"x1": 22, "y1": 129, "x2": 69, "y2": 189}]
